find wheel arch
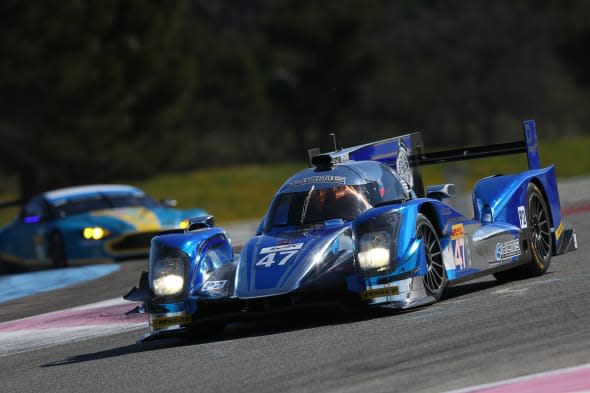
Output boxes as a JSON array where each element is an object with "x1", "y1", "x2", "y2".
[
  {"x1": 529, "y1": 177, "x2": 554, "y2": 227},
  {"x1": 418, "y1": 202, "x2": 443, "y2": 237}
]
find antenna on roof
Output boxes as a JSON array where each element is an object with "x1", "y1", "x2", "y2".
[{"x1": 330, "y1": 133, "x2": 339, "y2": 151}]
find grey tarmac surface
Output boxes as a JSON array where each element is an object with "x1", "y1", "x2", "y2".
[{"x1": 1, "y1": 198, "x2": 588, "y2": 393}]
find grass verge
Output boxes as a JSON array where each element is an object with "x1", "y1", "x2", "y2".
[{"x1": 0, "y1": 136, "x2": 589, "y2": 226}]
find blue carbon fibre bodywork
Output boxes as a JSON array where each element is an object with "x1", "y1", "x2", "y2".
[
  {"x1": 236, "y1": 223, "x2": 351, "y2": 297},
  {"x1": 473, "y1": 165, "x2": 566, "y2": 252},
  {"x1": 128, "y1": 120, "x2": 577, "y2": 341}
]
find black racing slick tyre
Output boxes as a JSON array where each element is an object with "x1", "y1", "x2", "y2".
[
  {"x1": 494, "y1": 183, "x2": 552, "y2": 281},
  {"x1": 49, "y1": 231, "x2": 68, "y2": 268},
  {"x1": 416, "y1": 214, "x2": 447, "y2": 300}
]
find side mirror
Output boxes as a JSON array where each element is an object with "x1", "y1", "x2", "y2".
[
  {"x1": 187, "y1": 215, "x2": 215, "y2": 231},
  {"x1": 426, "y1": 184, "x2": 456, "y2": 200},
  {"x1": 160, "y1": 199, "x2": 178, "y2": 208}
]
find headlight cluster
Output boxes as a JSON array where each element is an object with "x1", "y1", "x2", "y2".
[
  {"x1": 354, "y1": 211, "x2": 400, "y2": 272},
  {"x1": 152, "y1": 257, "x2": 185, "y2": 296},
  {"x1": 82, "y1": 227, "x2": 109, "y2": 240},
  {"x1": 358, "y1": 231, "x2": 391, "y2": 270},
  {"x1": 149, "y1": 244, "x2": 189, "y2": 297}
]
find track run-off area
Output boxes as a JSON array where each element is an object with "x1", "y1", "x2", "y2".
[{"x1": 0, "y1": 178, "x2": 589, "y2": 393}]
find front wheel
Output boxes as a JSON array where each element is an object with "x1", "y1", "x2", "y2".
[
  {"x1": 416, "y1": 214, "x2": 447, "y2": 300},
  {"x1": 49, "y1": 231, "x2": 67, "y2": 268}
]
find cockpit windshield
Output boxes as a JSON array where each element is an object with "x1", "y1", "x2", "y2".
[{"x1": 267, "y1": 184, "x2": 374, "y2": 228}]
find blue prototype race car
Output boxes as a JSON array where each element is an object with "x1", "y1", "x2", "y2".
[
  {"x1": 125, "y1": 120, "x2": 577, "y2": 341},
  {"x1": 0, "y1": 184, "x2": 207, "y2": 270}
]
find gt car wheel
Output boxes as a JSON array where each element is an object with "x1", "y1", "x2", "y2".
[
  {"x1": 416, "y1": 214, "x2": 447, "y2": 300},
  {"x1": 494, "y1": 183, "x2": 552, "y2": 281},
  {"x1": 49, "y1": 231, "x2": 67, "y2": 268}
]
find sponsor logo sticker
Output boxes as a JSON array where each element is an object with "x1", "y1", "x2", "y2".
[
  {"x1": 151, "y1": 314, "x2": 192, "y2": 329},
  {"x1": 555, "y1": 221, "x2": 564, "y2": 240},
  {"x1": 289, "y1": 176, "x2": 346, "y2": 188},
  {"x1": 495, "y1": 239, "x2": 521, "y2": 260},
  {"x1": 451, "y1": 223, "x2": 464, "y2": 240},
  {"x1": 361, "y1": 286, "x2": 400, "y2": 300},
  {"x1": 201, "y1": 280, "x2": 227, "y2": 292},
  {"x1": 260, "y1": 243, "x2": 304, "y2": 254}
]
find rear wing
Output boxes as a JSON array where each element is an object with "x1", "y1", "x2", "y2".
[
  {"x1": 411, "y1": 120, "x2": 540, "y2": 170},
  {"x1": 308, "y1": 120, "x2": 541, "y2": 197}
]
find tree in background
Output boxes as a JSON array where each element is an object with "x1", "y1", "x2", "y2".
[
  {"x1": 0, "y1": 0, "x2": 195, "y2": 198},
  {"x1": 0, "y1": 0, "x2": 589, "y2": 199}
]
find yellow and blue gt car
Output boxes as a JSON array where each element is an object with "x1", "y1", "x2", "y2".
[{"x1": 0, "y1": 184, "x2": 207, "y2": 269}]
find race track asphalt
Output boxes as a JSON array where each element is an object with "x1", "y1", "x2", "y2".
[{"x1": 0, "y1": 209, "x2": 588, "y2": 393}]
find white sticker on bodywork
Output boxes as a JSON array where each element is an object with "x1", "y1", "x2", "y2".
[
  {"x1": 202, "y1": 280, "x2": 227, "y2": 291},
  {"x1": 495, "y1": 240, "x2": 521, "y2": 260},
  {"x1": 260, "y1": 243, "x2": 304, "y2": 254},
  {"x1": 256, "y1": 243, "x2": 304, "y2": 268},
  {"x1": 518, "y1": 206, "x2": 527, "y2": 229}
]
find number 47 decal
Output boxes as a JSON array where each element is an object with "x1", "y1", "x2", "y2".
[{"x1": 256, "y1": 243, "x2": 304, "y2": 268}]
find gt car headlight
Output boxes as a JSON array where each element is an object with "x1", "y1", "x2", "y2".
[
  {"x1": 179, "y1": 219, "x2": 189, "y2": 229},
  {"x1": 357, "y1": 231, "x2": 391, "y2": 270},
  {"x1": 82, "y1": 226, "x2": 110, "y2": 240},
  {"x1": 152, "y1": 257, "x2": 185, "y2": 296}
]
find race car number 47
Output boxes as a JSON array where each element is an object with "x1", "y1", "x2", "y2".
[{"x1": 256, "y1": 243, "x2": 304, "y2": 268}]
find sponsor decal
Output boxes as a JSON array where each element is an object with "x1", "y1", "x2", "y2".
[
  {"x1": 256, "y1": 242, "x2": 304, "y2": 268},
  {"x1": 555, "y1": 221, "x2": 564, "y2": 240},
  {"x1": 518, "y1": 206, "x2": 527, "y2": 229},
  {"x1": 450, "y1": 223, "x2": 464, "y2": 240},
  {"x1": 361, "y1": 286, "x2": 400, "y2": 300},
  {"x1": 289, "y1": 176, "x2": 346, "y2": 188},
  {"x1": 495, "y1": 239, "x2": 521, "y2": 260},
  {"x1": 395, "y1": 144, "x2": 414, "y2": 189},
  {"x1": 151, "y1": 314, "x2": 192, "y2": 329},
  {"x1": 201, "y1": 280, "x2": 227, "y2": 292}
]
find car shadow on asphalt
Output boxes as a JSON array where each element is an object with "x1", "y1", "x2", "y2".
[{"x1": 40, "y1": 274, "x2": 535, "y2": 368}]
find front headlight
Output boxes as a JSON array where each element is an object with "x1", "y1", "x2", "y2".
[
  {"x1": 152, "y1": 256, "x2": 185, "y2": 296},
  {"x1": 357, "y1": 231, "x2": 391, "y2": 270},
  {"x1": 354, "y1": 210, "x2": 400, "y2": 272},
  {"x1": 82, "y1": 226, "x2": 110, "y2": 240}
]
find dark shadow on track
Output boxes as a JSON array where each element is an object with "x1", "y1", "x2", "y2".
[
  {"x1": 40, "y1": 274, "x2": 529, "y2": 368},
  {"x1": 442, "y1": 279, "x2": 501, "y2": 301},
  {"x1": 40, "y1": 337, "x2": 190, "y2": 367}
]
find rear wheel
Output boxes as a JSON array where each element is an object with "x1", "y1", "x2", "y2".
[
  {"x1": 494, "y1": 183, "x2": 552, "y2": 281},
  {"x1": 416, "y1": 214, "x2": 447, "y2": 300},
  {"x1": 49, "y1": 231, "x2": 67, "y2": 268}
]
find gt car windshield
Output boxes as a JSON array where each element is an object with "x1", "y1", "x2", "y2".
[
  {"x1": 51, "y1": 193, "x2": 158, "y2": 217},
  {"x1": 267, "y1": 185, "x2": 373, "y2": 228}
]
